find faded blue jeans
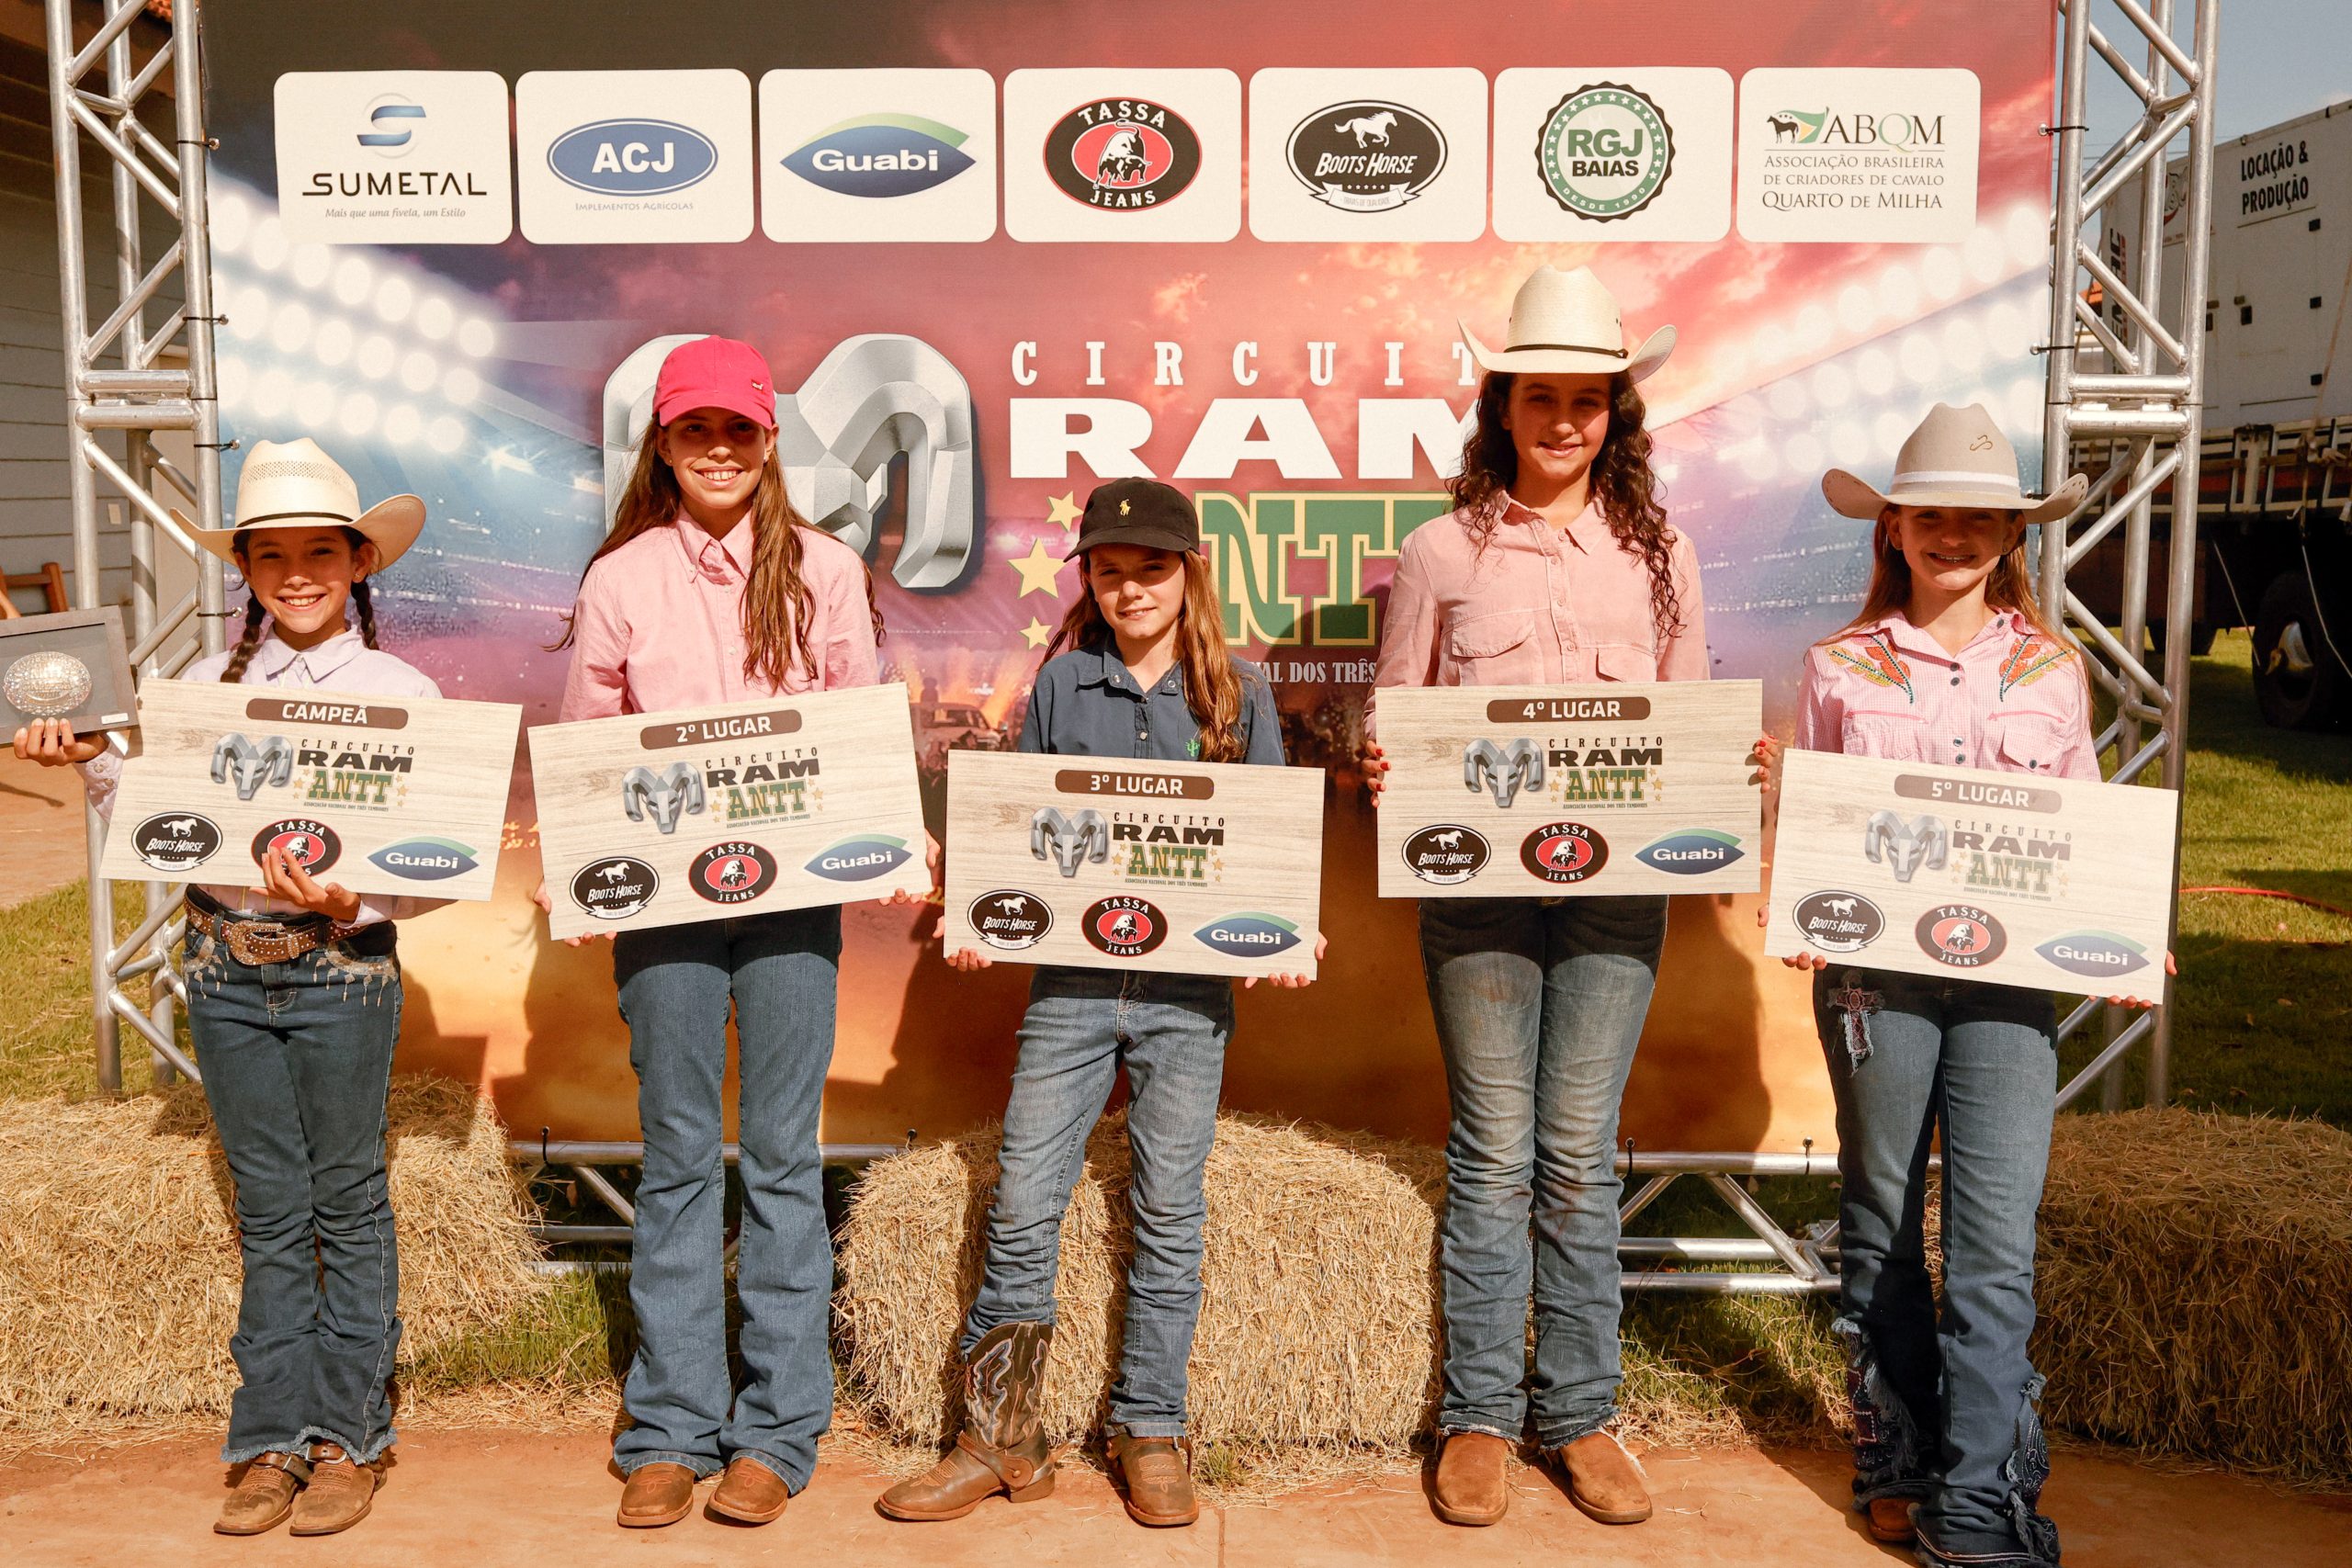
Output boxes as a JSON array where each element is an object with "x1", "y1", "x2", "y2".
[
  {"x1": 1815, "y1": 966, "x2": 2061, "y2": 1568},
  {"x1": 612, "y1": 907, "x2": 841, "y2": 1490},
  {"x1": 963, "y1": 966, "x2": 1234, "y2": 1438},
  {"x1": 1419, "y1": 895, "x2": 1667, "y2": 1449},
  {"x1": 185, "y1": 914, "x2": 404, "y2": 1465}
]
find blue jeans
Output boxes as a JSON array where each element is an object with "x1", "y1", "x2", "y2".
[
  {"x1": 185, "y1": 918, "x2": 403, "y2": 1465},
  {"x1": 611, "y1": 907, "x2": 841, "y2": 1488},
  {"x1": 1815, "y1": 967, "x2": 2061, "y2": 1567},
  {"x1": 1418, "y1": 895, "x2": 1667, "y2": 1448},
  {"x1": 963, "y1": 966, "x2": 1234, "y2": 1438}
]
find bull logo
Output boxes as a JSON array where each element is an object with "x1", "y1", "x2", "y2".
[
  {"x1": 209, "y1": 734, "x2": 293, "y2": 801},
  {"x1": 1464, "y1": 739, "x2": 1544, "y2": 808},
  {"x1": 1863, "y1": 810, "x2": 1948, "y2": 884},
  {"x1": 1030, "y1": 806, "x2": 1110, "y2": 879},
  {"x1": 621, "y1": 762, "x2": 707, "y2": 836},
  {"x1": 1095, "y1": 127, "x2": 1148, "y2": 185}
]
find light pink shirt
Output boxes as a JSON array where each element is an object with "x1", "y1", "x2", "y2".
[
  {"x1": 1370, "y1": 495, "x2": 1709, "y2": 733},
  {"x1": 1793, "y1": 609, "x2": 2098, "y2": 780},
  {"x1": 559, "y1": 516, "x2": 879, "y2": 721},
  {"x1": 79, "y1": 627, "x2": 447, "y2": 928}
]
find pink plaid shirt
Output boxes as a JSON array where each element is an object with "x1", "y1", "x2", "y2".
[
  {"x1": 1792, "y1": 608, "x2": 2098, "y2": 780},
  {"x1": 559, "y1": 515, "x2": 879, "y2": 721}
]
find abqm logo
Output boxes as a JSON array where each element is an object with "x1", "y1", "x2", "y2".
[
  {"x1": 548, "y1": 119, "x2": 720, "y2": 197},
  {"x1": 358, "y1": 94, "x2": 424, "y2": 156}
]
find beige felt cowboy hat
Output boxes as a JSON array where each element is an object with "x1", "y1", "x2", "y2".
[
  {"x1": 1824, "y1": 402, "x2": 2088, "y2": 525},
  {"x1": 1459, "y1": 265, "x2": 1677, "y2": 382},
  {"x1": 175, "y1": 437, "x2": 425, "y2": 568}
]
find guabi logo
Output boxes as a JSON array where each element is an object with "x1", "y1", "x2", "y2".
[
  {"x1": 571, "y1": 856, "x2": 660, "y2": 921},
  {"x1": 251, "y1": 818, "x2": 341, "y2": 875},
  {"x1": 2036, "y1": 930, "x2": 2151, "y2": 978},
  {"x1": 1635, "y1": 829, "x2": 1745, "y2": 875},
  {"x1": 1520, "y1": 821, "x2": 1609, "y2": 884},
  {"x1": 358, "y1": 94, "x2": 425, "y2": 156},
  {"x1": 1194, "y1": 912, "x2": 1302, "y2": 959},
  {"x1": 1083, "y1": 895, "x2": 1167, "y2": 958},
  {"x1": 548, "y1": 118, "x2": 719, "y2": 197},
  {"x1": 970, "y1": 889, "x2": 1052, "y2": 951},
  {"x1": 783, "y1": 114, "x2": 977, "y2": 197},
  {"x1": 1792, "y1": 890, "x2": 1885, "y2": 954},
  {"x1": 1402, "y1": 824, "x2": 1490, "y2": 886},
  {"x1": 805, "y1": 835, "x2": 911, "y2": 882},
  {"x1": 1538, "y1": 83, "x2": 1674, "y2": 220},
  {"x1": 690, "y1": 840, "x2": 777, "y2": 905},
  {"x1": 368, "y1": 836, "x2": 480, "y2": 881},
  {"x1": 1284, "y1": 100, "x2": 1447, "y2": 213},
  {"x1": 1917, "y1": 903, "x2": 2007, "y2": 968},
  {"x1": 1045, "y1": 98, "x2": 1202, "y2": 209},
  {"x1": 130, "y1": 812, "x2": 220, "y2": 874}
]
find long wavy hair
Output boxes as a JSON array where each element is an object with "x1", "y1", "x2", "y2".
[
  {"x1": 1045, "y1": 549, "x2": 1251, "y2": 762},
  {"x1": 220, "y1": 526, "x2": 379, "y2": 682},
  {"x1": 1449, "y1": 370, "x2": 1684, "y2": 644},
  {"x1": 1823, "y1": 507, "x2": 2068, "y2": 649}
]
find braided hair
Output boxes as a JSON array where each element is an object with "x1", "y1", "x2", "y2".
[
  {"x1": 217, "y1": 525, "x2": 382, "y2": 683},
  {"x1": 219, "y1": 594, "x2": 267, "y2": 683}
]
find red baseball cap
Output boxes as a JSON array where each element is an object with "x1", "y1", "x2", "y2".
[{"x1": 653, "y1": 336, "x2": 777, "y2": 430}]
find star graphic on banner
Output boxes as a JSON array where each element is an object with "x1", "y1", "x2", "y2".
[
  {"x1": 1008, "y1": 536, "x2": 1064, "y2": 598},
  {"x1": 1021, "y1": 617, "x2": 1054, "y2": 649},
  {"x1": 1046, "y1": 491, "x2": 1081, "y2": 534}
]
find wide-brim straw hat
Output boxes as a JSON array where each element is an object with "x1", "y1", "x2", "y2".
[
  {"x1": 1824, "y1": 402, "x2": 2088, "y2": 525},
  {"x1": 1458, "y1": 264, "x2": 1676, "y2": 382},
  {"x1": 174, "y1": 436, "x2": 425, "y2": 568}
]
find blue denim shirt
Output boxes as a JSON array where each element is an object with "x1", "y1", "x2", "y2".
[{"x1": 1017, "y1": 643, "x2": 1286, "y2": 765}]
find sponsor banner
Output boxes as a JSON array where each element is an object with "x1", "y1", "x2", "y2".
[
  {"x1": 96, "y1": 682, "x2": 521, "y2": 900},
  {"x1": 1002, "y1": 68, "x2": 1242, "y2": 243},
  {"x1": 1492, "y1": 67, "x2": 1734, "y2": 243},
  {"x1": 1766, "y1": 750, "x2": 2177, "y2": 1002},
  {"x1": 759, "y1": 68, "x2": 998, "y2": 243},
  {"x1": 528, "y1": 683, "x2": 926, "y2": 937},
  {"x1": 1737, "y1": 67, "x2": 1981, "y2": 243},
  {"x1": 1374, "y1": 682, "x2": 1763, "y2": 897},
  {"x1": 1246, "y1": 68, "x2": 1487, "y2": 243},
  {"x1": 944, "y1": 750, "x2": 1322, "y2": 979},
  {"x1": 272, "y1": 71, "x2": 514, "y2": 244},
  {"x1": 515, "y1": 69, "x2": 755, "y2": 244}
]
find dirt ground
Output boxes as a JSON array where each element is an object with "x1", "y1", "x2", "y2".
[
  {"x1": 3, "y1": 1432, "x2": 2346, "y2": 1567},
  {"x1": 0, "y1": 750, "x2": 88, "y2": 910}
]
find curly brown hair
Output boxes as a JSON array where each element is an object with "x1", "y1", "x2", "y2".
[{"x1": 1447, "y1": 370, "x2": 1685, "y2": 644}]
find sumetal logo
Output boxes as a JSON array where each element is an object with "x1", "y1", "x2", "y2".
[
  {"x1": 690, "y1": 840, "x2": 777, "y2": 905},
  {"x1": 2036, "y1": 931, "x2": 2151, "y2": 978},
  {"x1": 368, "y1": 836, "x2": 479, "y2": 881},
  {"x1": 251, "y1": 818, "x2": 341, "y2": 875},
  {"x1": 1916, "y1": 903, "x2": 2007, "y2": 967},
  {"x1": 783, "y1": 114, "x2": 976, "y2": 197},
  {"x1": 571, "y1": 856, "x2": 660, "y2": 920},
  {"x1": 1402, "y1": 824, "x2": 1490, "y2": 886},
  {"x1": 1537, "y1": 83, "x2": 1674, "y2": 220},
  {"x1": 548, "y1": 118, "x2": 719, "y2": 197},
  {"x1": 1045, "y1": 98, "x2": 1203, "y2": 209},
  {"x1": 358, "y1": 95, "x2": 425, "y2": 155},
  {"x1": 130, "y1": 812, "x2": 220, "y2": 874},
  {"x1": 1194, "y1": 912, "x2": 1302, "y2": 958},
  {"x1": 1521, "y1": 821, "x2": 1608, "y2": 884},
  {"x1": 1792, "y1": 890, "x2": 1884, "y2": 953},
  {"x1": 1635, "y1": 829, "x2": 1744, "y2": 875},
  {"x1": 806, "y1": 835, "x2": 912, "y2": 882},
  {"x1": 970, "y1": 889, "x2": 1052, "y2": 951},
  {"x1": 1083, "y1": 895, "x2": 1167, "y2": 958},
  {"x1": 1285, "y1": 101, "x2": 1447, "y2": 213}
]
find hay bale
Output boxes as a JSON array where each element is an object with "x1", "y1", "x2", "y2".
[
  {"x1": 0, "y1": 1075, "x2": 547, "y2": 1444},
  {"x1": 2035, "y1": 1109, "x2": 2352, "y2": 1485}
]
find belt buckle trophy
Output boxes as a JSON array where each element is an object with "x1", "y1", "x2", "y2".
[{"x1": 222, "y1": 918, "x2": 304, "y2": 966}]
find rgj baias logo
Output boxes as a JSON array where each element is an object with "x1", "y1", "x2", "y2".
[
  {"x1": 1538, "y1": 83, "x2": 1675, "y2": 220},
  {"x1": 358, "y1": 95, "x2": 425, "y2": 155},
  {"x1": 548, "y1": 119, "x2": 719, "y2": 196},
  {"x1": 1045, "y1": 98, "x2": 1203, "y2": 209},
  {"x1": 1285, "y1": 100, "x2": 1447, "y2": 213},
  {"x1": 782, "y1": 114, "x2": 977, "y2": 197}
]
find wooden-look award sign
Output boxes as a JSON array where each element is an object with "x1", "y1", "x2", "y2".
[
  {"x1": 943, "y1": 750, "x2": 1324, "y2": 980},
  {"x1": 1765, "y1": 749, "x2": 2178, "y2": 1003},
  {"x1": 96, "y1": 680, "x2": 521, "y2": 900},
  {"x1": 1373, "y1": 682, "x2": 1764, "y2": 898},
  {"x1": 529, "y1": 682, "x2": 926, "y2": 939}
]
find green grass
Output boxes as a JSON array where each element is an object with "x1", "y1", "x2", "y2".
[{"x1": 0, "y1": 880, "x2": 160, "y2": 1100}]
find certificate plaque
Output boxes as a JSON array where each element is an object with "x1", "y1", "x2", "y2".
[
  {"x1": 944, "y1": 749, "x2": 1324, "y2": 980},
  {"x1": 0, "y1": 607, "x2": 135, "y2": 736},
  {"x1": 1373, "y1": 681, "x2": 1764, "y2": 897}
]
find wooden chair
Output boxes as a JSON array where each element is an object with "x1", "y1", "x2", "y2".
[{"x1": 1, "y1": 561, "x2": 69, "y2": 618}]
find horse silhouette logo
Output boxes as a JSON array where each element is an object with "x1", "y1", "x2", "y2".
[{"x1": 1334, "y1": 108, "x2": 1397, "y2": 147}]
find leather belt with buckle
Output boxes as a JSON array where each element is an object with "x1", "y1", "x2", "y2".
[{"x1": 187, "y1": 899, "x2": 344, "y2": 967}]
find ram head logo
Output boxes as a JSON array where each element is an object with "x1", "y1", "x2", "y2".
[
  {"x1": 1464, "y1": 739, "x2": 1545, "y2": 808},
  {"x1": 209, "y1": 734, "x2": 293, "y2": 801},
  {"x1": 1863, "y1": 810, "x2": 1949, "y2": 885},
  {"x1": 621, "y1": 762, "x2": 707, "y2": 836},
  {"x1": 1030, "y1": 807, "x2": 1109, "y2": 879}
]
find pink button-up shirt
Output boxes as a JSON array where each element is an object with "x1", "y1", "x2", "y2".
[
  {"x1": 1370, "y1": 495, "x2": 1708, "y2": 733},
  {"x1": 559, "y1": 515, "x2": 880, "y2": 721},
  {"x1": 1793, "y1": 609, "x2": 2098, "y2": 780}
]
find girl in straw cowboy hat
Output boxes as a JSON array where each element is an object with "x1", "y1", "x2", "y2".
[
  {"x1": 15, "y1": 437, "x2": 443, "y2": 1538},
  {"x1": 1771, "y1": 401, "x2": 2169, "y2": 1567},
  {"x1": 1362, "y1": 265, "x2": 1763, "y2": 1529}
]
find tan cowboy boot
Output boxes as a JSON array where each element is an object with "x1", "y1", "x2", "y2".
[
  {"x1": 214, "y1": 1451, "x2": 310, "y2": 1536},
  {"x1": 1108, "y1": 1434, "x2": 1199, "y2": 1527},
  {"x1": 1867, "y1": 1495, "x2": 1918, "y2": 1542},
  {"x1": 1430, "y1": 1431, "x2": 1511, "y2": 1526},
  {"x1": 616, "y1": 1462, "x2": 698, "y2": 1529},
  {"x1": 876, "y1": 1321, "x2": 1057, "y2": 1521},
  {"x1": 288, "y1": 1444, "x2": 379, "y2": 1535},
  {"x1": 707, "y1": 1457, "x2": 791, "y2": 1525},
  {"x1": 1555, "y1": 1430, "x2": 1652, "y2": 1524}
]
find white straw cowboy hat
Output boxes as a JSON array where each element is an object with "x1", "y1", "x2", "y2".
[
  {"x1": 1458, "y1": 265, "x2": 1677, "y2": 382},
  {"x1": 1824, "y1": 402, "x2": 2088, "y2": 525},
  {"x1": 175, "y1": 437, "x2": 426, "y2": 568}
]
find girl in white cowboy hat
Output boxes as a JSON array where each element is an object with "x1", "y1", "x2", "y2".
[
  {"x1": 1770, "y1": 401, "x2": 2169, "y2": 1568},
  {"x1": 1361, "y1": 265, "x2": 1765, "y2": 1529},
  {"x1": 13, "y1": 436, "x2": 441, "y2": 1539}
]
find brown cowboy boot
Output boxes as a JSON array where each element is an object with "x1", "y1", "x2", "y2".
[
  {"x1": 876, "y1": 1321, "x2": 1056, "y2": 1521},
  {"x1": 616, "y1": 1462, "x2": 698, "y2": 1529},
  {"x1": 707, "y1": 1457, "x2": 792, "y2": 1525},
  {"x1": 1555, "y1": 1430, "x2": 1652, "y2": 1525},
  {"x1": 288, "y1": 1444, "x2": 379, "y2": 1535},
  {"x1": 1867, "y1": 1495, "x2": 1918, "y2": 1542},
  {"x1": 1108, "y1": 1433, "x2": 1199, "y2": 1527},
  {"x1": 1430, "y1": 1431, "x2": 1511, "y2": 1526},
  {"x1": 214, "y1": 1451, "x2": 310, "y2": 1536}
]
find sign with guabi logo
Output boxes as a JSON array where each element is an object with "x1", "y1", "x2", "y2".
[
  {"x1": 758, "y1": 69, "x2": 999, "y2": 243},
  {"x1": 1286, "y1": 100, "x2": 1447, "y2": 212},
  {"x1": 1538, "y1": 84, "x2": 1674, "y2": 220},
  {"x1": 782, "y1": 114, "x2": 976, "y2": 198}
]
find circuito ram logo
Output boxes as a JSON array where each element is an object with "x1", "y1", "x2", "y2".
[
  {"x1": 621, "y1": 762, "x2": 707, "y2": 836},
  {"x1": 1464, "y1": 738, "x2": 1544, "y2": 808},
  {"x1": 1863, "y1": 810, "x2": 1949, "y2": 884},
  {"x1": 1031, "y1": 806, "x2": 1110, "y2": 878},
  {"x1": 210, "y1": 733, "x2": 294, "y2": 801}
]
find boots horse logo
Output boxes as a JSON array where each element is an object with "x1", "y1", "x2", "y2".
[
  {"x1": 1862, "y1": 810, "x2": 1949, "y2": 884},
  {"x1": 621, "y1": 762, "x2": 707, "y2": 836},
  {"x1": 209, "y1": 734, "x2": 293, "y2": 801},
  {"x1": 1030, "y1": 807, "x2": 1109, "y2": 879},
  {"x1": 1464, "y1": 739, "x2": 1544, "y2": 808}
]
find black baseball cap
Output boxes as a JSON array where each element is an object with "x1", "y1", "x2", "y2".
[{"x1": 1068, "y1": 478, "x2": 1201, "y2": 557}]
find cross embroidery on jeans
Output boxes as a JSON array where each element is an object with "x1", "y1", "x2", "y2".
[{"x1": 1828, "y1": 976, "x2": 1883, "y2": 1068}]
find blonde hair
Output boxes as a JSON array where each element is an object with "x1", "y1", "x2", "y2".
[
  {"x1": 1045, "y1": 550, "x2": 1253, "y2": 762},
  {"x1": 1822, "y1": 506, "x2": 2069, "y2": 649}
]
